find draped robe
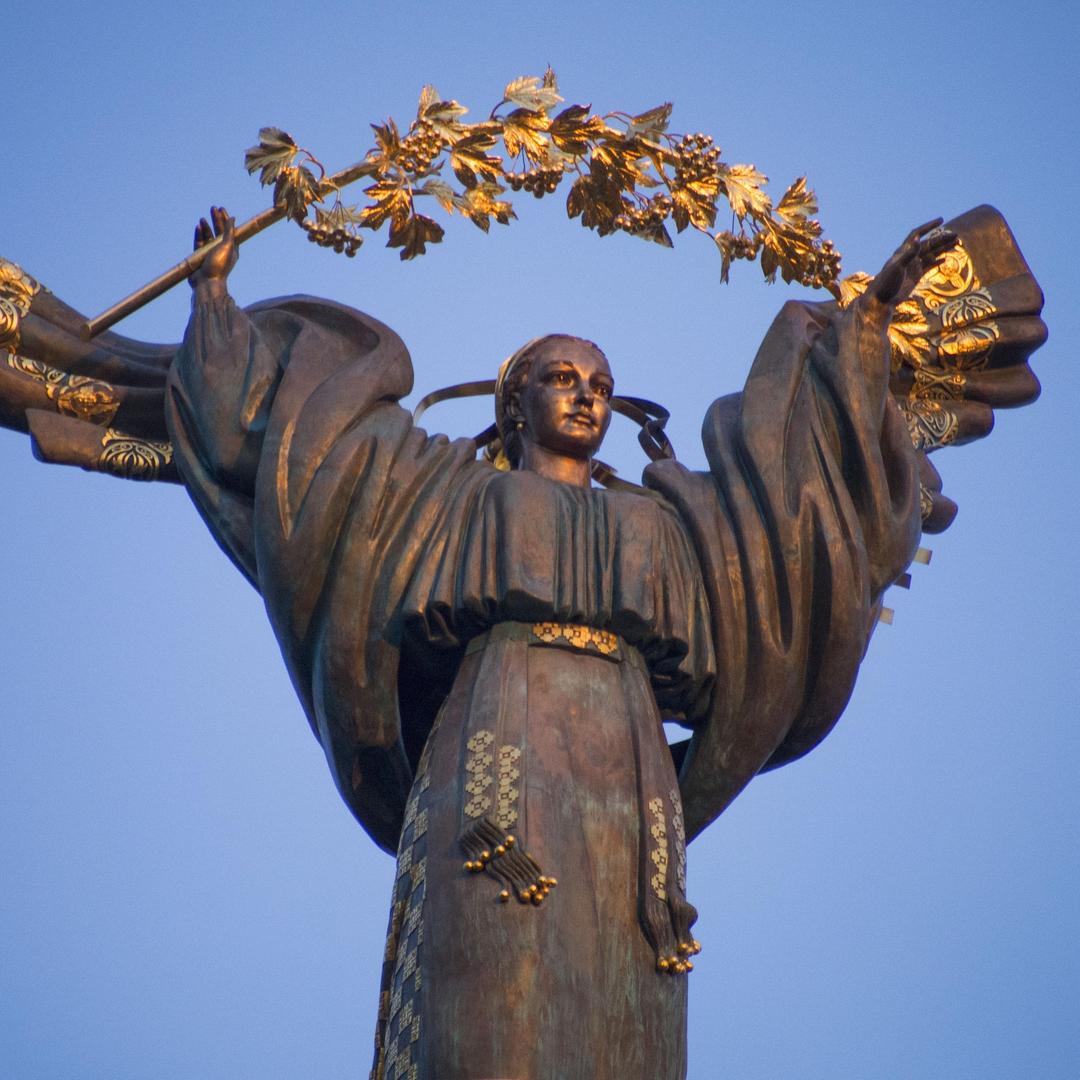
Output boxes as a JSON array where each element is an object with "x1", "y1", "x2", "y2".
[{"x1": 161, "y1": 280, "x2": 921, "y2": 1079}]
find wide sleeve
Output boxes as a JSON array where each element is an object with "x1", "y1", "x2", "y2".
[
  {"x1": 647, "y1": 293, "x2": 924, "y2": 843},
  {"x1": 166, "y1": 284, "x2": 489, "y2": 854}
]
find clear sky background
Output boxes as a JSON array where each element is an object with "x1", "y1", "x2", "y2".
[{"x1": 2, "y1": 3, "x2": 1077, "y2": 1078}]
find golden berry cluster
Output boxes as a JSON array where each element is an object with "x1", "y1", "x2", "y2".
[
  {"x1": 506, "y1": 163, "x2": 565, "y2": 197},
  {"x1": 672, "y1": 133, "x2": 720, "y2": 186},
  {"x1": 400, "y1": 120, "x2": 443, "y2": 174},
  {"x1": 302, "y1": 218, "x2": 362, "y2": 256},
  {"x1": 798, "y1": 237, "x2": 840, "y2": 289},
  {"x1": 615, "y1": 193, "x2": 673, "y2": 233}
]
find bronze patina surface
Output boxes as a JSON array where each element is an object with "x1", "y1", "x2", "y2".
[{"x1": 0, "y1": 201, "x2": 1044, "y2": 1077}]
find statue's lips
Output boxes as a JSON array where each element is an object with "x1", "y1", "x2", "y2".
[{"x1": 565, "y1": 411, "x2": 598, "y2": 428}]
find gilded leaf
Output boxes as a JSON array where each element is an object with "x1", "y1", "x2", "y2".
[
  {"x1": 501, "y1": 108, "x2": 551, "y2": 163},
  {"x1": 837, "y1": 272, "x2": 872, "y2": 308},
  {"x1": 566, "y1": 176, "x2": 590, "y2": 220},
  {"x1": 760, "y1": 242, "x2": 779, "y2": 282},
  {"x1": 387, "y1": 212, "x2": 445, "y2": 260},
  {"x1": 625, "y1": 104, "x2": 673, "y2": 141},
  {"x1": 671, "y1": 186, "x2": 716, "y2": 231},
  {"x1": 244, "y1": 127, "x2": 298, "y2": 186},
  {"x1": 720, "y1": 163, "x2": 772, "y2": 219},
  {"x1": 549, "y1": 105, "x2": 607, "y2": 156},
  {"x1": 359, "y1": 181, "x2": 412, "y2": 230},
  {"x1": 425, "y1": 103, "x2": 468, "y2": 127},
  {"x1": 714, "y1": 231, "x2": 735, "y2": 284},
  {"x1": 591, "y1": 142, "x2": 650, "y2": 191},
  {"x1": 416, "y1": 178, "x2": 461, "y2": 214},
  {"x1": 566, "y1": 174, "x2": 619, "y2": 236},
  {"x1": 775, "y1": 176, "x2": 818, "y2": 228},
  {"x1": 369, "y1": 119, "x2": 402, "y2": 174},
  {"x1": 274, "y1": 165, "x2": 321, "y2": 223},
  {"x1": 503, "y1": 73, "x2": 564, "y2": 112},
  {"x1": 417, "y1": 84, "x2": 438, "y2": 116},
  {"x1": 633, "y1": 221, "x2": 673, "y2": 248},
  {"x1": 450, "y1": 129, "x2": 503, "y2": 188},
  {"x1": 462, "y1": 182, "x2": 516, "y2": 231}
]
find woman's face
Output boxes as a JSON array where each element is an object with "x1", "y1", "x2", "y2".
[{"x1": 515, "y1": 339, "x2": 613, "y2": 461}]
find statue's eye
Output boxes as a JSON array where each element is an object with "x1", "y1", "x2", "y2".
[
  {"x1": 551, "y1": 371, "x2": 573, "y2": 386},
  {"x1": 594, "y1": 383, "x2": 612, "y2": 400}
]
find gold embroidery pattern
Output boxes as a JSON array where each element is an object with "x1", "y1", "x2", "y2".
[
  {"x1": 669, "y1": 787, "x2": 687, "y2": 895},
  {"x1": 936, "y1": 322, "x2": 999, "y2": 371},
  {"x1": 496, "y1": 744, "x2": 521, "y2": 831},
  {"x1": 373, "y1": 752, "x2": 432, "y2": 1080},
  {"x1": 911, "y1": 367, "x2": 967, "y2": 401},
  {"x1": 99, "y1": 428, "x2": 174, "y2": 482},
  {"x1": 939, "y1": 287, "x2": 995, "y2": 328},
  {"x1": 839, "y1": 239, "x2": 1001, "y2": 465},
  {"x1": 463, "y1": 729, "x2": 494, "y2": 819},
  {"x1": 51, "y1": 375, "x2": 121, "y2": 425},
  {"x1": 0, "y1": 258, "x2": 41, "y2": 355},
  {"x1": 915, "y1": 241, "x2": 977, "y2": 307},
  {"x1": 900, "y1": 401, "x2": 959, "y2": 453},
  {"x1": 648, "y1": 796, "x2": 669, "y2": 902},
  {"x1": 6, "y1": 355, "x2": 122, "y2": 426},
  {"x1": 531, "y1": 621, "x2": 619, "y2": 656},
  {"x1": 919, "y1": 484, "x2": 935, "y2": 522}
]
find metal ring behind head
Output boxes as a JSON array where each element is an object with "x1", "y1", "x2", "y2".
[{"x1": 412, "y1": 378, "x2": 676, "y2": 486}]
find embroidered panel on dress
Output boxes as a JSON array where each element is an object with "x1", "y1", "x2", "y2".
[
  {"x1": 496, "y1": 744, "x2": 521, "y2": 830},
  {"x1": 648, "y1": 796, "x2": 669, "y2": 902},
  {"x1": 669, "y1": 786, "x2": 687, "y2": 894},
  {"x1": 372, "y1": 763, "x2": 431, "y2": 1080},
  {"x1": 463, "y1": 729, "x2": 494, "y2": 818}
]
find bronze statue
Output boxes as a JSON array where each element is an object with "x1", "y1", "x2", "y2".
[{"x1": 0, "y1": 193, "x2": 1044, "y2": 1078}]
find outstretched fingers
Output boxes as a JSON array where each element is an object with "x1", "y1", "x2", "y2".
[{"x1": 194, "y1": 217, "x2": 214, "y2": 250}]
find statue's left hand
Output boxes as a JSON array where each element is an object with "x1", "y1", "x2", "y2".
[
  {"x1": 191, "y1": 206, "x2": 238, "y2": 287},
  {"x1": 871, "y1": 218, "x2": 957, "y2": 308}
]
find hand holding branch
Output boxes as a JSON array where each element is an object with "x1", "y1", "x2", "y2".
[
  {"x1": 191, "y1": 207, "x2": 238, "y2": 289},
  {"x1": 871, "y1": 218, "x2": 958, "y2": 308}
]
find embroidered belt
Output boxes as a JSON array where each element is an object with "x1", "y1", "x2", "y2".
[{"x1": 465, "y1": 619, "x2": 625, "y2": 662}]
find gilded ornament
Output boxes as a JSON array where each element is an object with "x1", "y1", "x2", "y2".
[
  {"x1": 49, "y1": 375, "x2": 121, "y2": 425},
  {"x1": 936, "y1": 322, "x2": 999, "y2": 370},
  {"x1": 648, "y1": 796, "x2": 669, "y2": 902},
  {"x1": 496, "y1": 744, "x2": 521, "y2": 831},
  {"x1": 911, "y1": 367, "x2": 968, "y2": 401},
  {"x1": 463, "y1": 730, "x2": 495, "y2": 819},
  {"x1": 6, "y1": 354, "x2": 121, "y2": 425},
  {"x1": 669, "y1": 786, "x2": 687, "y2": 894},
  {"x1": 901, "y1": 401, "x2": 959, "y2": 453},
  {"x1": 6, "y1": 353, "x2": 61, "y2": 384},
  {"x1": 237, "y1": 71, "x2": 842, "y2": 289},
  {"x1": 920, "y1": 485, "x2": 936, "y2": 522},
  {"x1": 0, "y1": 259, "x2": 41, "y2": 355},
  {"x1": 939, "y1": 287, "x2": 996, "y2": 329},
  {"x1": 98, "y1": 428, "x2": 174, "y2": 481},
  {"x1": 913, "y1": 241, "x2": 979, "y2": 308},
  {"x1": 531, "y1": 621, "x2": 619, "y2": 656}
]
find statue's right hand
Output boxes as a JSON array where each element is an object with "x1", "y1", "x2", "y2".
[{"x1": 191, "y1": 206, "x2": 238, "y2": 286}]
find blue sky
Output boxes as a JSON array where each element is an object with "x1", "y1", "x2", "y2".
[{"x1": 2, "y1": 3, "x2": 1078, "y2": 1077}]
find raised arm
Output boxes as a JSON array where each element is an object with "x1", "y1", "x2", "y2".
[{"x1": 168, "y1": 207, "x2": 283, "y2": 500}]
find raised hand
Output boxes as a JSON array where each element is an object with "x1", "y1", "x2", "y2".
[
  {"x1": 871, "y1": 218, "x2": 958, "y2": 308},
  {"x1": 191, "y1": 206, "x2": 239, "y2": 287}
]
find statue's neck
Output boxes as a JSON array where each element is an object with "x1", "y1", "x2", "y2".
[{"x1": 518, "y1": 443, "x2": 593, "y2": 488}]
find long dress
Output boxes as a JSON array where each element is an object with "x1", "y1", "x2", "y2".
[{"x1": 160, "y1": 269, "x2": 925, "y2": 1078}]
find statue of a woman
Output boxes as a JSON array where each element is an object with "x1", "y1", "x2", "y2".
[{"x1": 0, "y1": 204, "x2": 1044, "y2": 1079}]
